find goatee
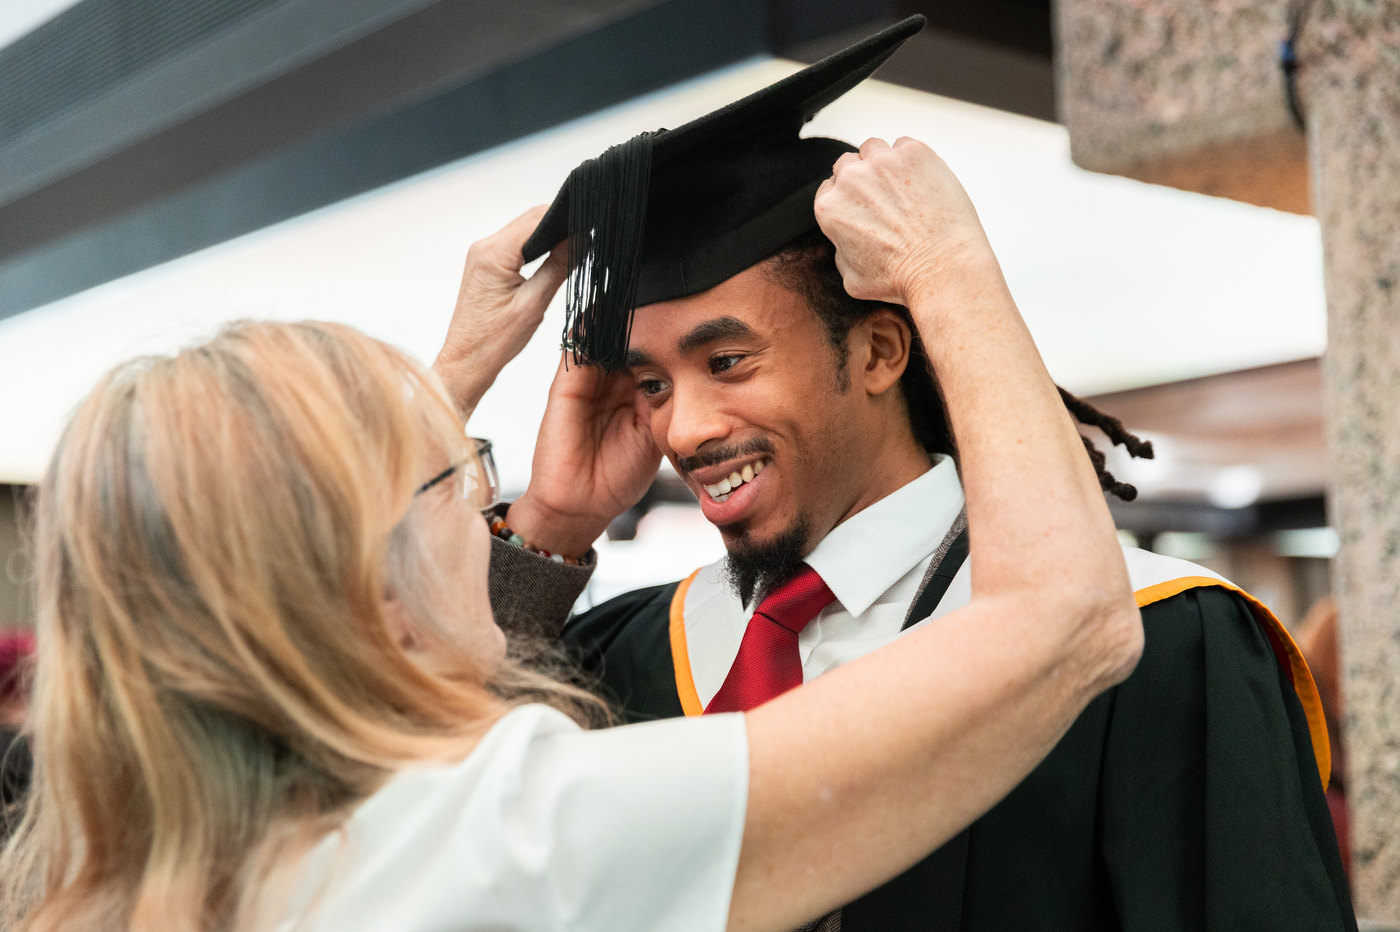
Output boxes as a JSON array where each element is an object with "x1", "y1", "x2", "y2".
[{"x1": 721, "y1": 514, "x2": 813, "y2": 606}]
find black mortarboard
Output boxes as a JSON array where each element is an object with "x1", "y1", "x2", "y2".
[{"x1": 522, "y1": 15, "x2": 927, "y2": 370}]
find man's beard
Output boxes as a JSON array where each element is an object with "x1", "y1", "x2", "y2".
[{"x1": 720, "y1": 513, "x2": 813, "y2": 607}]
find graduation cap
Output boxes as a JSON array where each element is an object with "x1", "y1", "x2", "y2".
[{"x1": 522, "y1": 15, "x2": 927, "y2": 371}]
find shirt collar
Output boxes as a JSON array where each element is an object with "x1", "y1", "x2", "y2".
[{"x1": 803, "y1": 455, "x2": 965, "y2": 618}]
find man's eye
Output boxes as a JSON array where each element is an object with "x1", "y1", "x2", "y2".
[
  {"x1": 638, "y1": 378, "x2": 668, "y2": 397},
  {"x1": 710, "y1": 355, "x2": 744, "y2": 374}
]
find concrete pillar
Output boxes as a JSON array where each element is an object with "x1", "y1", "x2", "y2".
[
  {"x1": 1301, "y1": 2, "x2": 1400, "y2": 917},
  {"x1": 1056, "y1": 0, "x2": 1400, "y2": 919},
  {"x1": 1055, "y1": 0, "x2": 1308, "y2": 213}
]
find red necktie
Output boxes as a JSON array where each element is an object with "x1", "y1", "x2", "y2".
[{"x1": 704, "y1": 564, "x2": 836, "y2": 714}]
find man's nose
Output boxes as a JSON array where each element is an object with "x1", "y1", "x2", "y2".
[{"x1": 665, "y1": 380, "x2": 731, "y2": 460}]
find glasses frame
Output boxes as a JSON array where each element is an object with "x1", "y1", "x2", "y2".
[{"x1": 414, "y1": 438, "x2": 500, "y2": 513}]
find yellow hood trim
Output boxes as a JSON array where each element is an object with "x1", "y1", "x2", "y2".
[{"x1": 1135, "y1": 576, "x2": 1330, "y2": 789}]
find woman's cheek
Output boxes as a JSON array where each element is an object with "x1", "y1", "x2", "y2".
[
  {"x1": 487, "y1": 622, "x2": 507, "y2": 669},
  {"x1": 467, "y1": 514, "x2": 501, "y2": 650}
]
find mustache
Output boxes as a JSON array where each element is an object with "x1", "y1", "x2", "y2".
[{"x1": 677, "y1": 438, "x2": 776, "y2": 475}]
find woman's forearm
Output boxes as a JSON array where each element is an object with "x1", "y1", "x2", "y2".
[
  {"x1": 910, "y1": 247, "x2": 1131, "y2": 620},
  {"x1": 432, "y1": 208, "x2": 567, "y2": 418},
  {"x1": 737, "y1": 589, "x2": 1133, "y2": 931}
]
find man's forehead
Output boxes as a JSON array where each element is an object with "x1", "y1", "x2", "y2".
[
  {"x1": 627, "y1": 267, "x2": 807, "y2": 356},
  {"x1": 624, "y1": 315, "x2": 758, "y2": 368},
  {"x1": 677, "y1": 316, "x2": 757, "y2": 350}
]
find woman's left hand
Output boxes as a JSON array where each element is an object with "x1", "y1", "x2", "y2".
[{"x1": 433, "y1": 207, "x2": 568, "y2": 417}]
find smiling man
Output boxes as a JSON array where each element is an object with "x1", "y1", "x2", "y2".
[
  {"x1": 466, "y1": 18, "x2": 1354, "y2": 932},
  {"x1": 624, "y1": 251, "x2": 939, "y2": 611}
]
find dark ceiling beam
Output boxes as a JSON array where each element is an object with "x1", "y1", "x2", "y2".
[
  {"x1": 1, "y1": 0, "x2": 440, "y2": 207},
  {"x1": 0, "y1": 0, "x2": 1055, "y2": 321},
  {"x1": 0, "y1": 0, "x2": 766, "y2": 320},
  {"x1": 0, "y1": 0, "x2": 672, "y2": 260},
  {"x1": 779, "y1": 0, "x2": 1055, "y2": 123},
  {"x1": 894, "y1": 0, "x2": 1053, "y2": 59},
  {"x1": 765, "y1": 0, "x2": 893, "y2": 51}
]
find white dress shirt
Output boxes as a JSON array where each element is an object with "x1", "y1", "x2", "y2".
[
  {"x1": 282, "y1": 705, "x2": 748, "y2": 932},
  {"x1": 683, "y1": 455, "x2": 972, "y2": 708}
]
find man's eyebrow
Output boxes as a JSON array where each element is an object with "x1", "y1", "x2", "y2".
[
  {"x1": 677, "y1": 316, "x2": 758, "y2": 354},
  {"x1": 625, "y1": 348, "x2": 654, "y2": 368}
]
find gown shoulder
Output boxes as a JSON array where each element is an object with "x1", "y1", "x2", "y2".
[{"x1": 561, "y1": 580, "x2": 685, "y2": 722}]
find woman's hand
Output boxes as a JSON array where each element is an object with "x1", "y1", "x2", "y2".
[
  {"x1": 432, "y1": 207, "x2": 568, "y2": 418},
  {"x1": 504, "y1": 357, "x2": 663, "y2": 558},
  {"x1": 814, "y1": 137, "x2": 994, "y2": 310}
]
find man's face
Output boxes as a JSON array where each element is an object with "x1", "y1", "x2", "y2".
[{"x1": 625, "y1": 264, "x2": 872, "y2": 554}]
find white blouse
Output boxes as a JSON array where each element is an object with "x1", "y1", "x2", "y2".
[{"x1": 281, "y1": 705, "x2": 749, "y2": 932}]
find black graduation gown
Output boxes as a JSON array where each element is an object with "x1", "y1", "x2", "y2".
[{"x1": 561, "y1": 539, "x2": 1357, "y2": 931}]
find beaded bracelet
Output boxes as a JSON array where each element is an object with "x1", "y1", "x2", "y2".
[{"x1": 488, "y1": 517, "x2": 588, "y2": 566}]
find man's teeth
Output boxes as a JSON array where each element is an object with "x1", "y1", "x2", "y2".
[{"x1": 704, "y1": 459, "x2": 767, "y2": 502}]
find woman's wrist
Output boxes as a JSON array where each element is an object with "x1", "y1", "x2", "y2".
[
  {"x1": 488, "y1": 510, "x2": 592, "y2": 565},
  {"x1": 899, "y1": 238, "x2": 1004, "y2": 318},
  {"x1": 505, "y1": 496, "x2": 610, "y2": 562},
  {"x1": 431, "y1": 348, "x2": 494, "y2": 417}
]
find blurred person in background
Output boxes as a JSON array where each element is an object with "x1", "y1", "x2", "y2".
[
  {"x1": 436, "y1": 18, "x2": 1355, "y2": 932},
  {"x1": 0, "y1": 136, "x2": 1145, "y2": 932},
  {"x1": 0, "y1": 630, "x2": 33, "y2": 809},
  {"x1": 1296, "y1": 595, "x2": 1350, "y2": 876}
]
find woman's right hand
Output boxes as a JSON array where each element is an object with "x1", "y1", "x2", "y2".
[{"x1": 432, "y1": 207, "x2": 568, "y2": 419}]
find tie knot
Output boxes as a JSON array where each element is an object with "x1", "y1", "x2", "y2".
[{"x1": 754, "y1": 564, "x2": 836, "y2": 635}]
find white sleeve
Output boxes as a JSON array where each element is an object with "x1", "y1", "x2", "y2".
[
  {"x1": 516, "y1": 709, "x2": 750, "y2": 931},
  {"x1": 295, "y1": 705, "x2": 749, "y2": 932}
]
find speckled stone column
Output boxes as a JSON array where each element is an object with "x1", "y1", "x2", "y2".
[
  {"x1": 1057, "y1": 0, "x2": 1400, "y2": 918},
  {"x1": 1301, "y1": 2, "x2": 1400, "y2": 919}
]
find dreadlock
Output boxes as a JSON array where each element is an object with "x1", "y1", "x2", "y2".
[
  {"x1": 1058, "y1": 387, "x2": 1155, "y2": 501},
  {"x1": 765, "y1": 230, "x2": 1155, "y2": 501}
]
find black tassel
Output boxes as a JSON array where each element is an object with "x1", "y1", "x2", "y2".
[{"x1": 563, "y1": 133, "x2": 654, "y2": 371}]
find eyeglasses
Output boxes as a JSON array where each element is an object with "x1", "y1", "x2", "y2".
[{"x1": 414, "y1": 438, "x2": 501, "y2": 513}]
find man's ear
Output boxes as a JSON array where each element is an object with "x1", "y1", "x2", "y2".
[{"x1": 859, "y1": 309, "x2": 912, "y2": 397}]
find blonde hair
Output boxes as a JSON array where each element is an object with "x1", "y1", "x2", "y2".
[{"x1": 0, "y1": 321, "x2": 603, "y2": 931}]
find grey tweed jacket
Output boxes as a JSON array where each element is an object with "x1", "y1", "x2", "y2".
[{"x1": 486, "y1": 527, "x2": 595, "y2": 641}]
